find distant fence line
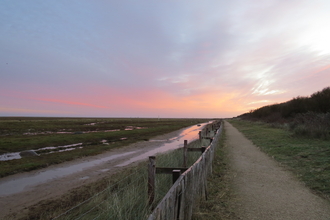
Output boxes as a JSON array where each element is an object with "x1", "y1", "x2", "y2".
[{"x1": 147, "y1": 120, "x2": 223, "y2": 220}]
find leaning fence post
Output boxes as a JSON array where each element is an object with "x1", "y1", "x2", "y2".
[
  {"x1": 148, "y1": 156, "x2": 156, "y2": 205},
  {"x1": 183, "y1": 140, "x2": 188, "y2": 168}
]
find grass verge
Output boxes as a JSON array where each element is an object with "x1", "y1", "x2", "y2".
[
  {"x1": 192, "y1": 126, "x2": 238, "y2": 220},
  {"x1": 228, "y1": 119, "x2": 330, "y2": 200}
]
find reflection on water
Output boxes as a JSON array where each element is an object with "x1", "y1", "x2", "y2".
[
  {"x1": 0, "y1": 151, "x2": 138, "y2": 196},
  {"x1": 0, "y1": 143, "x2": 84, "y2": 161},
  {"x1": 1, "y1": 126, "x2": 148, "y2": 161},
  {"x1": 0, "y1": 152, "x2": 21, "y2": 161},
  {"x1": 116, "y1": 122, "x2": 208, "y2": 167},
  {"x1": 22, "y1": 126, "x2": 145, "y2": 136}
]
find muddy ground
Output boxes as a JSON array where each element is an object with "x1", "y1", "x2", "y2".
[{"x1": 0, "y1": 128, "x2": 187, "y2": 219}]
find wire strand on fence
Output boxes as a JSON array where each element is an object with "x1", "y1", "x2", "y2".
[
  {"x1": 53, "y1": 120, "x2": 222, "y2": 220},
  {"x1": 52, "y1": 169, "x2": 140, "y2": 220},
  {"x1": 74, "y1": 204, "x2": 100, "y2": 220},
  {"x1": 148, "y1": 121, "x2": 223, "y2": 220},
  {"x1": 60, "y1": 170, "x2": 147, "y2": 220}
]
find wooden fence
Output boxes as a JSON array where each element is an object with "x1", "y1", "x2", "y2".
[{"x1": 147, "y1": 120, "x2": 223, "y2": 220}]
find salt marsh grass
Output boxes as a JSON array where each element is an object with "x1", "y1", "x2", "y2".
[
  {"x1": 32, "y1": 139, "x2": 206, "y2": 220},
  {"x1": 0, "y1": 117, "x2": 208, "y2": 177}
]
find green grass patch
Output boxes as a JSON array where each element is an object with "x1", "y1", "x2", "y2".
[
  {"x1": 229, "y1": 119, "x2": 330, "y2": 200},
  {"x1": 16, "y1": 139, "x2": 210, "y2": 220},
  {"x1": 0, "y1": 117, "x2": 210, "y2": 177},
  {"x1": 192, "y1": 127, "x2": 238, "y2": 220}
]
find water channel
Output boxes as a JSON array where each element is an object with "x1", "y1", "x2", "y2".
[{"x1": 0, "y1": 122, "x2": 209, "y2": 196}]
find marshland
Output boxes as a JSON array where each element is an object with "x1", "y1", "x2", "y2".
[{"x1": 0, "y1": 117, "x2": 214, "y2": 219}]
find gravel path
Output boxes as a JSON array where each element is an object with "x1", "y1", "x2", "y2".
[{"x1": 225, "y1": 121, "x2": 330, "y2": 220}]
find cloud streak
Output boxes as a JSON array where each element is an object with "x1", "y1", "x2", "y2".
[{"x1": 1, "y1": 0, "x2": 330, "y2": 118}]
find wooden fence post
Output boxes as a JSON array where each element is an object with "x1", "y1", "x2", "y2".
[
  {"x1": 148, "y1": 156, "x2": 156, "y2": 205},
  {"x1": 183, "y1": 140, "x2": 188, "y2": 168},
  {"x1": 199, "y1": 131, "x2": 201, "y2": 142},
  {"x1": 172, "y1": 170, "x2": 181, "y2": 184}
]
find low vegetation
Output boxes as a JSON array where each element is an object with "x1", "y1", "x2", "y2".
[
  {"x1": 239, "y1": 87, "x2": 330, "y2": 139},
  {"x1": 229, "y1": 119, "x2": 330, "y2": 200},
  {"x1": 0, "y1": 117, "x2": 209, "y2": 177},
  {"x1": 17, "y1": 135, "x2": 211, "y2": 220},
  {"x1": 193, "y1": 127, "x2": 238, "y2": 220}
]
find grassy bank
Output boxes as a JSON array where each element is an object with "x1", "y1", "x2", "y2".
[
  {"x1": 15, "y1": 139, "x2": 208, "y2": 220},
  {"x1": 228, "y1": 119, "x2": 330, "y2": 200},
  {"x1": 0, "y1": 117, "x2": 209, "y2": 177},
  {"x1": 239, "y1": 87, "x2": 330, "y2": 140},
  {"x1": 192, "y1": 126, "x2": 238, "y2": 220}
]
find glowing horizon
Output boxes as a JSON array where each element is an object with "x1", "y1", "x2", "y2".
[{"x1": 1, "y1": 1, "x2": 330, "y2": 118}]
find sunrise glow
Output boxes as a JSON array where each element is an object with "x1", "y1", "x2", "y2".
[{"x1": 1, "y1": 1, "x2": 330, "y2": 118}]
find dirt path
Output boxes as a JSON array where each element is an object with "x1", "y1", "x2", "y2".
[
  {"x1": 0, "y1": 124, "x2": 204, "y2": 219},
  {"x1": 224, "y1": 121, "x2": 330, "y2": 220}
]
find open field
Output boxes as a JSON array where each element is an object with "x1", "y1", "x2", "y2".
[
  {"x1": 0, "y1": 117, "x2": 209, "y2": 177},
  {"x1": 228, "y1": 119, "x2": 330, "y2": 200}
]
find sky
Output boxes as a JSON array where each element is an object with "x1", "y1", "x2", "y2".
[{"x1": 1, "y1": 0, "x2": 330, "y2": 118}]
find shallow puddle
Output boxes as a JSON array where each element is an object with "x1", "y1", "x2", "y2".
[
  {"x1": 0, "y1": 151, "x2": 138, "y2": 196},
  {"x1": 0, "y1": 126, "x2": 148, "y2": 161},
  {"x1": 115, "y1": 122, "x2": 207, "y2": 167},
  {"x1": 0, "y1": 143, "x2": 84, "y2": 161},
  {"x1": 21, "y1": 126, "x2": 145, "y2": 136},
  {"x1": 0, "y1": 152, "x2": 21, "y2": 161}
]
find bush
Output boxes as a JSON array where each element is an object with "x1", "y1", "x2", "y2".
[
  {"x1": 240, "y1": 87, "x2": 330, "y2": 121},
  {"x1": 310, "y1": 87, "x2": 330, "y2": 113},
  {"x1": 239, "y1": 87, "x2": 330, "y2": 140},
  {"x1": 290, "y1": 112, "x2": 330, "y2": 139}
]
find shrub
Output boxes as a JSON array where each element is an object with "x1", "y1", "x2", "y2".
[
  {"x1": 290, "y1": 112, "x2": 330, "y2": 139},
  {"x1": 310, "y1": 87, "x2": 330, "y2": 113},
  {"x1": 238, "y1": 87, "x2": 330, "y2": 140}
]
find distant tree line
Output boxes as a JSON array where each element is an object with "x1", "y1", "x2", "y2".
[{"x1": 239, "y1": 87, "x2": 330, "y2": 139}]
